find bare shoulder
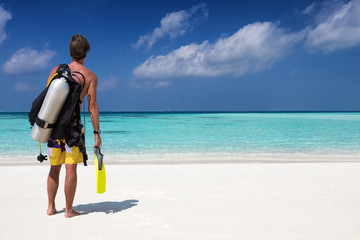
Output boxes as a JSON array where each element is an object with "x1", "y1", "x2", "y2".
[
  {"x1": 79, "y1": 65, "x2": 96, "y2": 82},
  {"x1": 80, "y1": 67, "x2": 97, "y2": 96},
  {"x1": 51, "y1": 65, "x2": 59, "y2": 72},
  {"x1": 47, "y1": 65, "x2": 59, "y2": 82},
  {"x1": 50, "y1": 65, "x2": 59, "y2": 75},
  {"x1": 88, "y1": 69, "x2": 97, "y2": 82}
]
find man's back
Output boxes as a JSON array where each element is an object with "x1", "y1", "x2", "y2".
[
  {"x1": 47, "y1": 61, "x2": 96, "y2": 103},
  {"x1": 68, "y1": 61, "x2": 96, "y2": 101}
]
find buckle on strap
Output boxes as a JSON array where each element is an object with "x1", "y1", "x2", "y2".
[{"x1": 35, "y1": 116, "x2": 55, "y2": 129}]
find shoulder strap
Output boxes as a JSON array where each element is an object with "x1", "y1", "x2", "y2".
[
  {"x1": 46, "y1": 63, "x2": 68, "y2": 87},
  {"x1": 57, "y1": 64, "x2": 68, "y2": 72},
  {"x1": 56, "y1": 64, "x2": 70, "y2": 77},
  {"x1": 71, "y1": 71, "x2": 86, "y2": 86}
]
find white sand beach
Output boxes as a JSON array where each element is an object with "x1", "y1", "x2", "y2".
[{"x1": 1, "y1": 162, "x2": 360, "y2": 240}]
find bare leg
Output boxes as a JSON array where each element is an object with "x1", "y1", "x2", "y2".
[
  {"x1": 47, "y1": 165, "x2": 61, "y2": 215},
  {"x1": 64, "y1": 164, "x2": 80, "y2": 218}
]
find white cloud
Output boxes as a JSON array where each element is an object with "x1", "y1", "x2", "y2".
[
  {"x1": 13, "y1": 82, "x2": 35, "y2": 92},
  {"x1": 98, "y1": 76, "x2": 119, "y2": 91},
  {"x1": 0, "y1": 6, "x2": 12, "y2": 44},
  {"x1": 305, "y1": 0, "x2": 360, "y2": 52},
  {"x1": 2, "y1": 48, "x2": 56, "y2": 75},
  {"x1": 133, "y1": 3, "x2": 208, "y2": 50},
  {"x1": 302, "y1": 2, "x2": 317, "y2": 15},
  {"x1": 132, "y1": 22, "x2": 305, "y2": 88},
  {"x1": 132, "y1": 0, "x2": 360, "y2": 89}
]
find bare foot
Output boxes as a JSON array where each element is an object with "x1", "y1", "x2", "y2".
[
  {"x1": 65, "y1": 209, "x2": 80, "y2": 218},
  {"x1": 47, "y1": 208, "x2": 57, "y2": 216}
]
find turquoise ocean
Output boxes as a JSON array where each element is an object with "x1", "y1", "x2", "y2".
[{"x1": 1, "y1": 112, "x2": 359, "y2": 164}]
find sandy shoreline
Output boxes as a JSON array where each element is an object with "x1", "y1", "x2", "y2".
[
  {"x1": 1, "y1": 162, "x2": 360, "y2": 240},
  {"x1": 1, "y1": 152, "x2": 360, "y2": 166}
]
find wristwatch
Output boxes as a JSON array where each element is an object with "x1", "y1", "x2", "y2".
[{"x1": 93, "y1": 130, "x2": 101, "y2": 134}]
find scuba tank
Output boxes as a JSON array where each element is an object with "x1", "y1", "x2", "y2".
[
  {"x1": 30, "y1": 77, "x2": 70, "y2": 143},
  {"x1": 29, "y1": 64, "x2": 88, "y2": 165}
]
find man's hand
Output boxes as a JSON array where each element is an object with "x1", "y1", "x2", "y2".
[{"x1": 94, "y1": 134, "x2": 102, "y2": 148}]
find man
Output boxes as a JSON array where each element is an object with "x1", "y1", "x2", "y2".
[{"x1": 46, "y1": 34, "x2": 102, "y2": 218}]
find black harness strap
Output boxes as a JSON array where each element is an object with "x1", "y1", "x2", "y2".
[
  {"x1": 71, "y1": 71, "x2": 86, "y2": 87},
  {"x1": 35, "y1": 116, "x2": 56, "y2": 129},
  {"x1": 71, "y1": 70, "x2": 88, "y2": 166}
]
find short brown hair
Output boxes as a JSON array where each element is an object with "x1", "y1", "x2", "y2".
[{"x1": 69, "y1": 34, "x2": 90, "y2": 61}]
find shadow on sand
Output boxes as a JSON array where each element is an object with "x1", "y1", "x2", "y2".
[{"x1": 62, "y1": 199, "x2": 139, "y2": 215}]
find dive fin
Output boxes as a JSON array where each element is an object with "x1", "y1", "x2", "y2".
[{"x1": 94, "y1": 147, "x2": 106, "y2": 194}]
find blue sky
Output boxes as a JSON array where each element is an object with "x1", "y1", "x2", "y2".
[{"x1": 0, "y1": 0, "x2": 359, "y2": 111}]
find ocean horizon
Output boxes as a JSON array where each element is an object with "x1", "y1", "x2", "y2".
[{"x1": 1, "y1": 111, "x2": 359, "y2": 165}]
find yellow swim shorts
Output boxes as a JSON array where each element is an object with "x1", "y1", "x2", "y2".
[{"x1": 47, "y1": 139, "x2": 83, "y2": 166}]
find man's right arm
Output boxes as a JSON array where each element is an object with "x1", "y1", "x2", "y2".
[{"x1": 88, "y1": 73, "x2": 102, "y2": 148}]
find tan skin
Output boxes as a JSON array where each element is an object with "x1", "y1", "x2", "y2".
[{"x1": 47, "y1": 57, "x2": 102, "y2": 218}]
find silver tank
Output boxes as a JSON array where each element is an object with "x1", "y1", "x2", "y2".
[{"x1": 30, "y1": 77, "x2": 70, "y2": 143}]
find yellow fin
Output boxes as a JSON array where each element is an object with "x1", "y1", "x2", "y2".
[{"x1": 95, "y1": 153, "x2": 106, "y2": 194}]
